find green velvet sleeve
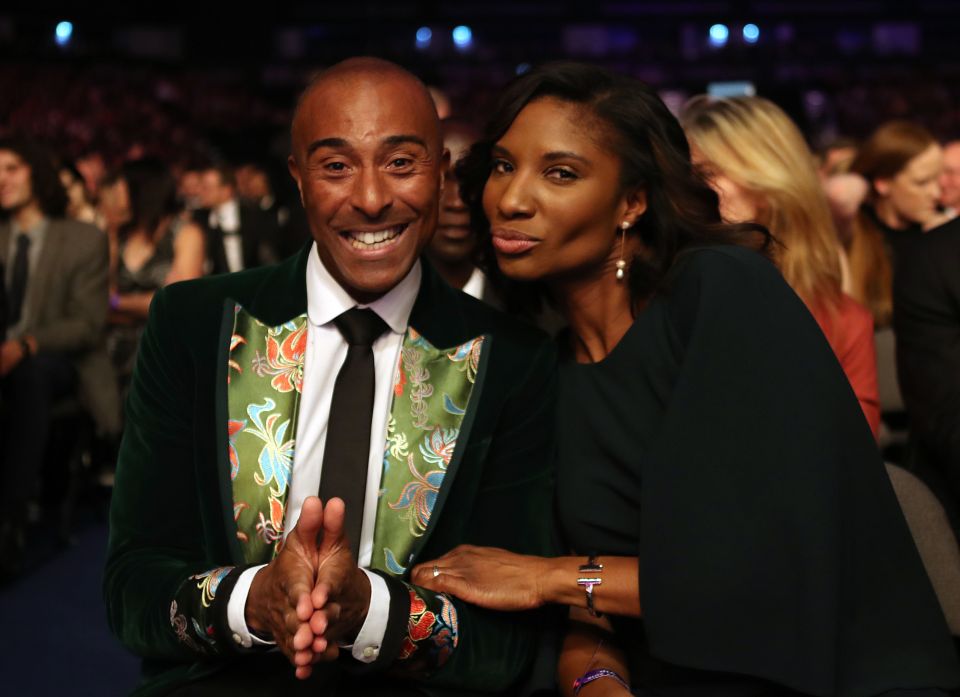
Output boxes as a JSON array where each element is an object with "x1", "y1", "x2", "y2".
[
  {"x1": 103, "y1": 288, "x2": 241, "y2": 660},
  {"x1": 641, "y1": 247, "x2": 960, "y2": 695}
]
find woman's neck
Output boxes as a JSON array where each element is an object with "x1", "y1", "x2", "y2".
[
  {"x1": 552, "y1": 263, "x2": 637, "y2": 364},
  {"x1": 872, "y1": 199, "x2": 914, "y2": 231}
]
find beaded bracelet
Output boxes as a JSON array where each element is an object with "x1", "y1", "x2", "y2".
[{"x1": 573, "y1": 668, "x2": 630, "y2": 695}]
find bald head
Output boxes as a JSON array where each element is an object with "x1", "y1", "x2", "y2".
[{"x1": 291, "y1": 58, "x2": 442, "y2": 162}]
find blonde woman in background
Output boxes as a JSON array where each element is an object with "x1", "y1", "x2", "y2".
[
  {"x1": 847, "y1": 121, "x2": 946, "y2": 327},
  {"x1": 682, "y1": 95, "x2": 880, "y2": 437}
]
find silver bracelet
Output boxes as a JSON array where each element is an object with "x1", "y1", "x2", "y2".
[{"x1": 576, "y1": 555, "x2": 604, "y2": 617}]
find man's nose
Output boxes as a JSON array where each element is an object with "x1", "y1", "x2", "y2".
[{"x1": 350, "y1": 167, "x2": 392, "y2": 219}]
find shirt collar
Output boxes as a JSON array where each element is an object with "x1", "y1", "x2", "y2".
[
  {"x1": 11, "y1": 215, "x2": 48, "y2": 238},
  {"x1": 306, "y1": 241, "x2": 421, "y2": 335}
]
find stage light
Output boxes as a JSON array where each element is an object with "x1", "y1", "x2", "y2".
[
  {"x1": 452, "y1": 25, "x2": 473, "y2": 49},
  {"x1": 516, "y1": 62, "x2": 531, "y2": 75},
  {"x1": 708, "y1": 23, "x2": 729, "y2": 47},
  {"x1": 55, "y1": 21, "x2": 73, "y2": 46},
  {"x1": 416, "y1": 26, "x2": 432, "y2": 49},
  {"x1": 743, "y1": 23, "x2": 760, "y2": 44}
]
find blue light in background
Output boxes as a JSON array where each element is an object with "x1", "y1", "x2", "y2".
[
  {"x1": 55, "y1": 21, "x2": 73, "y2": 46},
  {"x1": 708, "y1": 23, "x2": 729, "y2": 47},
  {"x1": 743, "y1": 23, "x2": 760, "y2": 44},
  {"x1": 452, "y1": 25, "x2": 473, "y2": 49},
  {"x1": 416, "y1": 26, "x2": 432, "y2": 48},
  {"x1": 516, "y1": 62, "x2": 531, "y2": 75}
]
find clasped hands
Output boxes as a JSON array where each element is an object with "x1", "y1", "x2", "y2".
[{"x1": 244, "y1": 496, "x2": 371, "y2": 680}]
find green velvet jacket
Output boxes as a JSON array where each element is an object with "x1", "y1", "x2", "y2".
[{"x1": 104, "y1": 246, "x2": 558, "y2": 696}]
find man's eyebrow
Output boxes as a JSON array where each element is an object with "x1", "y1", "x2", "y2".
[
  {"x1": 383, "y1": 134, "x2": 429, "y2": 149},
  {"x1": 306, "y1": 137, "x2": 350, "y2": 158}
]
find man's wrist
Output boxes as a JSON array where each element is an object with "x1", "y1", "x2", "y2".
[
  {"x1": 342, "y1": 565, "x2": 372, "y2": 641},
  {"x1": 245, "y1": 565, "x2": 271, "y2": 638}
]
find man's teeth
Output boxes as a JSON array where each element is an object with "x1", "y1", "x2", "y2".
[{"x1": 347, "y1": 226, "x2": 403, "y2": 249}]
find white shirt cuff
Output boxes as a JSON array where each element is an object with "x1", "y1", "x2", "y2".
[
  {"x1": 349, "y1": 568, "x2": 391, "y2": 663},
  {"x1": 226, "y1": 564, "x2": 275, "y2": 649}
]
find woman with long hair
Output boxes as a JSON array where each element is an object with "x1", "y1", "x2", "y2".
[
  {"x1": 847, "y1": 121, "x2": 944, "y2": 326},
  {"x1": 104, "y1": 158, "x2": 205, "y2": 385},
  {"x1": 681, "y1": 95, "x2": 879, "y2": 437},
  {"x1": 411, "y1": 63, "x2": 958, "y2": 696}
]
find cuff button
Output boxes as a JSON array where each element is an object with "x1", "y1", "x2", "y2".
[
  {"x1": 232, "y1": 633, "x2": 242, "y2": 645},
  {"x1": 362, "y1": 646, "x2": 379, "y2": 658}
]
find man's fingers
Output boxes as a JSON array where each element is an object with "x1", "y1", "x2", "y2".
[
  {"x1": 311, "y1": 581, "x2": 330, "y2": 610},
  {"x1": 292, "y1": 496, "x2": 325, "y2": 549},
  {"x1": 309, "y1": 603, "x2": 342, "y2": 637},
  {"x1": 295, "y1": 665, "x2": 313, "y2": 681},
  {"x1": 292, "y1": 621, "x2": 314, "y2": 652},
  {"x1": 295, "y1": 590, "x2": 314, "y2": 622},
  {"x1": 293, "y1": 647, "x2": 314, "y2": 666},
  {"x1": 318, "y1": 497, "x2": 346, "y2": 555}
]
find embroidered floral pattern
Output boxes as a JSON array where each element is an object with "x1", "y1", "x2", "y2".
[
  {"x1": 252, "y1": 321, "x2": 306, "y2": 393},
  {"x1": 192, "y1": 566, "x2": 234, "y2": 608},
  {"x1": 228, "y1": 308, "x2": 306, "y2": 563},
  {"x1": 396, "y1": 586, "x2": 459, "y2": 671},
  {"x1": 389, "y1": 454, "x2": 445, "y2": 536}
]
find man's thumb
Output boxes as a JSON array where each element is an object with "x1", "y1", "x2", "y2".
[{"x1": 293, "y1": 496, "x2": 325, "y2": 547}]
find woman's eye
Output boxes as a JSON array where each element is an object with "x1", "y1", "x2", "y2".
[
  {"x1": 492, "y1": 159, "x2": 513, "y2": 174},
  {"x1": 546, "y1": 167, "x2": 578, "y2": 182}
]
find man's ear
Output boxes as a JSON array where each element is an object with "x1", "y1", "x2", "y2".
[{"x1": 287, "y1": 155, "x2": 305, "y2": 207}]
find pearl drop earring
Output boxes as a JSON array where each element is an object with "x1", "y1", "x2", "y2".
[{"x1": 616, "y1": 221, "x2": 630, "y2": 281}]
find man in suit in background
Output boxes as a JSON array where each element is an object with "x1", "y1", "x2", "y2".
[
  {"x1": 894, "y1": 216, "x2": 960, "y2": 537},
  {"x1": 105, "y1": 57, "x2": 556, "y2": 695},
  {"x1": 0, "y1": 136, "x2": 118, "y2": 580},
  {"x1": 196, "y1": 164, "x2": 280, "y2": 275}
]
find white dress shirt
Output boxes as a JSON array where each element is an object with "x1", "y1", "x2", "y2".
[
  {"x1": 227, "y1": 242, "x2": 422, "y2": 663},
  {"x1": 210, "y1": 198, "x2": 244, "y2": 273},
  {"x1": 460, "y1": 266, "x2": 487, "y2": 301}
]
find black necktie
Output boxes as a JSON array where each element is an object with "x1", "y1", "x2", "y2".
[
  {"x1": 7, "y1": 234, "x2": 30, "y2": 328},
  {"x1": 318, "y1": 308, "x2": 389, "y2": 559}
]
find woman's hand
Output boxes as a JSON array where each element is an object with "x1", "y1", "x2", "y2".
[{"x1": 411, "y1": 545, "x2": 551, "y2": 611}]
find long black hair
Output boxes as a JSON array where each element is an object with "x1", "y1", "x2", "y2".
[
  {"x1": 457, "y1": 62, "x2": 770, "y2": 309},
  {"x1": 116, "y1": 158, "x2": 180, "y2": 241}
]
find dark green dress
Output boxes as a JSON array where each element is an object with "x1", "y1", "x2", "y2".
[{"x1": 556, "y1": 245, "x2": 959, "y2": 697}]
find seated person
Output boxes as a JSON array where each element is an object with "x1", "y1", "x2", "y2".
[{"x1": 103, "y1": 57, "x2": 556, "y2": 696}]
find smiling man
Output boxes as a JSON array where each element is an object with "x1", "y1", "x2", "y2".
[{"x1": 104, "y1": 58, "x2": 557, "y2": 697}]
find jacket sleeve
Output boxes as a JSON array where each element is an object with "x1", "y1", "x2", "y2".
[{"x1": 103, "y1": 287, "x2": 247, "y2": 660}]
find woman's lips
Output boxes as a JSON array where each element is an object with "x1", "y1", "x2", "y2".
[{"x1": 491, "y1": 227, "x2": 540, "y2": 254}]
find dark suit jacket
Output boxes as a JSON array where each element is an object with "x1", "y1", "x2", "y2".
[
  {"x1": 0, "y1": 218, "x2": 120, "y2": 435},
  {"x1": 196, "y1": 201, "x2": 279, "y2": 275},
  {"x1": 894, "y1": 217, "x2": 960, "y2": 532},
  {"x1": 104, "y1": 246, "x2": 558, "y2": 696}
]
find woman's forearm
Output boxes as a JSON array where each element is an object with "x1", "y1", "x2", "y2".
[
  {"x1": 542, "y1": 556, "x2": 641, "y2": 618},
  {"x1": 558, "y1": 610, "x2": 631, "y2": 697}
]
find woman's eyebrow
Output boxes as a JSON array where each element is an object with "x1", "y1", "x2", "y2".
[{"x1": 542, "y1": 150, "x2": 590, "y2": 165}]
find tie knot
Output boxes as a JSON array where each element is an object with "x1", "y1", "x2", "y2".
[{"x1": 334, "y1": 308, "x2": 388, "y2": 347}]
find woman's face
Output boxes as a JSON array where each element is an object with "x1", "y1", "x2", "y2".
[
  {"x1": 689, "y1": 144, "x2": 761, "y2": 224},
  {"x1": 481, "y1": 97, "x2": 643, "y2": 282},
  {"x1": 876, "y1": 143, "x2": 943, "y2": 227}
]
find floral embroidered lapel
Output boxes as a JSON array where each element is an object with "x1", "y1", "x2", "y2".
[{"x1": 215, "y1": 262, "x2": 491, "y2": 569}]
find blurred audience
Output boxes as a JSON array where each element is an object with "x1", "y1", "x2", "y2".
[
  {"x1": 817, "y1": 137, "x2": 859, "y2": 179},
  {"x1": 938, "y1": 139, "x2": 960, "y2": 215},
  {"x1": 59, "y1": 161, "x2": 98, "y2": 225},
  {"x1": 683, "y1": 95, "x2": 880, "y2": 436},
  {"x1": 426, "y1": 118, "x2": 497, "y2": 302},
  {"x1": 847, "y1": 121, "x2": 945, "y2": 327},
  {"x1": 0, "y1": 136, "x2": 118, "y2": 579},
  {"x1": 195, "y1": 164, "x2": 279, "y2": 275},
  {"x1": 105, "y1": 159, "x2": 205, "y2": 389},
  {"x1": 895, "y1": 215, "x2": 960, "y2": 537}
]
